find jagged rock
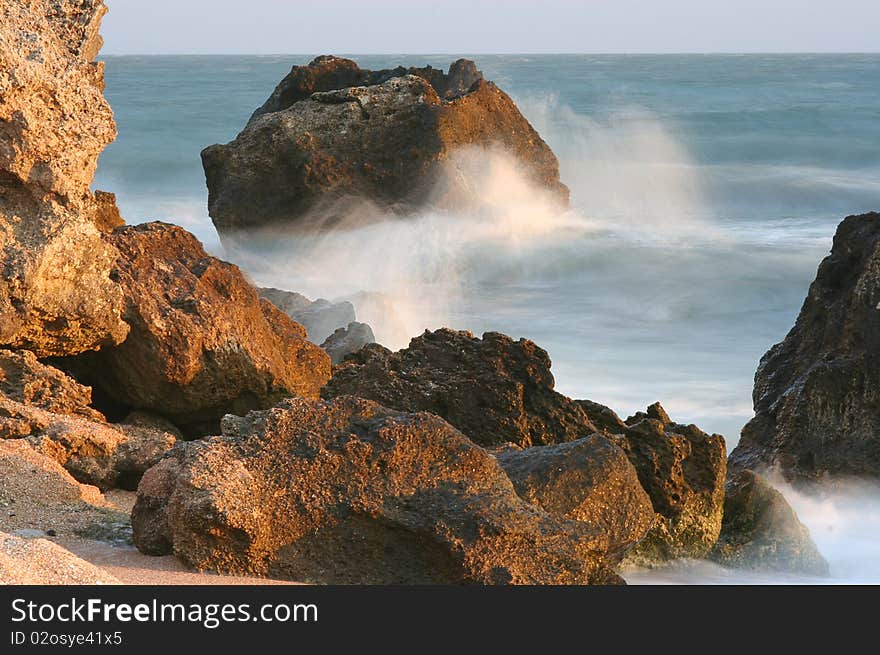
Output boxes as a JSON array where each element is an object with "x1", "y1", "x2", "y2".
[
  {"x1": 730, "y1": 213, "x2": 880, "y2": 480},
  {"x1": 132, "y1": 396, "x2": 622, "y2": 585},
  {"x1": 120, "y1": 410, "x2": 183, "y2": 440},
  {"x1": 1, "y1": 396, "x2": 176, "y2": 490},
  {"x1": 322, "y1": 329, "x2": 608, "y2": 448},
  {"x1": 496, "y1": 435, "x2": 656, "y2": 559},
  {"x1": 0, "y1": 0, "x2": 115, "y2": 205},
  {"x1": 0, "y1": 1, "x2": 128, "y2": 357},
  {"x1": 202, "y1": 56, "x2": 568, "y2": 238},
  {"x1": 0, "y1": 531, "x2": 119, "y2": 584},
  {"x1": 0, "y1": 349, "x2": 102, "y2": 420},
  {"x1": 259, "y1": 287, "x2": 356, "y2": 343},
  {"x1": 709, "y1": 470, "x2": 829, "y2": 575},
  {"x1": 616, "y1": 404, "x2": 727, "y2": 563},
  {"x1": 61, "y1": 223, "x2": 331, "y2": 434},
  {"x1": 321, "y1": 322, "x2": 376, "y2": 364}
]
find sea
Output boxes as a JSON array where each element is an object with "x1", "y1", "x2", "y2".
[{"x1": 94, "y1": 54, "x2": 880, "y2": 583}]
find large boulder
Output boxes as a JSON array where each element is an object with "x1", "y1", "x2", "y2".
[
  {"x1": 730, "y1": 213, "x2": 880, "y2": 480},
  {"x1": 709, "y1": 471, "x2": 829, "y2": 576},
  {"x1": 62, "y1": 223, "x2": 331, "y2": 434},
  {"x1": 202, "y1": 56, "x2": 568, "y2": 238},
  {"x1": 322, "y1": 329, "x2": 610, "y2": 448},
  {"x1": 0, "y1": 0, "x2": 128, "y2": 357},
  {"x1": 496, "y1": 435, "x2": 657, "y2": 559},
  {"x1": 132, "y1": 396, "x2": 622, "y2": 585},
  {"x1": 616, "y1": 403, "x2": 727, "y2": 563}
]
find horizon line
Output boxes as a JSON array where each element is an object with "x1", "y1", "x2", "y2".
[{"x1": 99, "y1": 51, "x2": 880, "y2": 57}]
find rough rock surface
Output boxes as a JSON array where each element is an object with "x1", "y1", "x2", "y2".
[
  {"x1": 1, "y1": 396, "x2": 176, "y2": 490},
  {"x1": 62, "y1": 223, "x2": 331, "y2": 433},
  {"x1": 259, "y1": 287, "x2": 356, "y2": 343},
  {"x1": 496, "y1": 435, "x2": 656, "y2": 559},
  {"x1": 132, "y1": 396, "x2": 622, "y2": 585},
  {"x1": 321, "y1": 322, "x2": 376, "y2": 364},
  {"x1": 0, "y1": 531, "x2": 120, "y2": 584},
  {"x1": 709, "y1": 471, "x2": 829, "y2": 575},
  {"x1": 202, "y1": 56, "x2": 568, "y2": 236},
  {"x1": 0, "y1": 0, "x2": 128, "y2": 357},
  {"x1": 616, "y1": 403, "x2": 727, "y2": 563},
  {"x1": 730, "y1": 213, "x2": 880, "y2": 480},
  {"x1": 322, "y1": 329, "x2": 608, "y2": 448},
  {"x1": 0, "y1": 349, "x2": 102, "y2": 419}
]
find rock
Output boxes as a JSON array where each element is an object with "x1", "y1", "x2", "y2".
[
  {"x1": 709, "y1": 471, "x2": 829, "y2": 576},
  {"x1": 0, "y1": 181, "x2": 129, "y2": 357},
  {"x1": 321, "y1": 322, "x2": 376, "y2": 363},
  {"x1": 730, "y1": 213, "x2": 880, "y2": 480},
  {"x1": 322, "y1": 329, "x2": 606, "y2": 448},
  {"x1": 0, "y1": 349, "x2": 103, "y2": 420},
  {"x1": 0, "y1": 531, "x2": 119, "y2": 584},
  {"x1": 496, "y1": 435, "x2": 656, "y2": 559},
  {"x1": 259, "y1": 287, "x2": 356, "y2": 343},
  {"x1": 576, "y1": 399, "x2": 628, "y2": 434},
  {"x1": 616, "y1": 404, "x2": 727, "y2": 563},
  {"x1": 1, "y1": 396, "x2": 176, "y2": 490},
  {"x1": 0, "y1": 0, "x2": 115, "y2": 205},
  {"x1": 61, "y1": 223, "x2": 331, "y2": 434},
  {"x1": 132, "y1": 396, "x2": 621, "y2": 585},
  {"x1": 202, "y1": 56, "x2": 568, "y2": 238},
  {"x1": 0, "y1": 0, "x2": 129, "y2": 357}
]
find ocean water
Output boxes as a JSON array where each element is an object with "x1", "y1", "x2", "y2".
[{"x1": 95, "y1": 55, "x2": 880, "y2": 582}]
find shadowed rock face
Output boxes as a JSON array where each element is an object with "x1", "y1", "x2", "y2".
[
  {"x1": 709, "y1": 471, "x2": 829, "y2": 576},
  {"x1": 616, "y1": 403, "x2": 727, "y2": 563},
  {"x1": 322, "y1": 329, "x2": 605, "y2": 449},
  {"x1": 496, "y1": 435, "x2": 657, "y2": 560},
  {"x1": 730, "y1": 213, "x2": 880, "y2": 480},
  {"x1": 202, "y1": 56, "x2": 568, "y2": 238},
  {"x1": 132, "y1": 396, "x2": 622, "y2": 585},
  {"x1": 59, "y1": 223, "x2": 331, "y2": 434}
]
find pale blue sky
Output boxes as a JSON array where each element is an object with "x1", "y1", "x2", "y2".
[{"x1": 102, "y1": 0, "x2": 878, "y2": 54}]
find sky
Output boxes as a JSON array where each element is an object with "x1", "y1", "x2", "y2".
[{"x1": 102, "y1": 0, "x2": 879, "y2": 54}]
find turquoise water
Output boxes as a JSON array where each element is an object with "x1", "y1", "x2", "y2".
[{"x1": 94, "y1": 54, "x2": 880, "y2": 445}]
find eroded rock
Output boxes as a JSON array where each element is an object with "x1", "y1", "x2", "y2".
[
  {"x1": 202, "y1": 56, "x2": 568, "y2": 238},
  {"x1": 322, "y1": 329, "x2": 605, "y2": 448},
  {"x1": 616, "y1": 403, "x2": 727, "y2": 563},
  {"x1": 132, "y1": 396, "x2": 621, "y2": 585},
  {"x1": 730, "y1": 213, "x2": 880, "y2": 480},
  {"x1": 321, "y1": 321, "x2": 375, "y2": 364},
  {"x1": 709, "y1": 470, "x2": 829, "y2": 576},
  {"x1": 496, "y1": 435, "x2": 656, "y2": 559}
]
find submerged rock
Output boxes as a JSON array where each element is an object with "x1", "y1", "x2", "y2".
[
  {"x1": 730, "y1": 213, "x2": 880, "y2": 480},
  {"x1": 132, "y1": 396, "x2": 621, "y2": 585},
  {"x1": 496, "y1": 435, "x2": 657, "y2": 559},
  {"x1": 202, "y1": 56, "x2": 568, "y2": 239},
  {"x1": 322, "y1": 329, "x2": 608, "y2": 448},
  {"x1": 616, "y1": 404, "x2": 727, "y2": 563},
  {"x1": 61, "y1": 223, "x2": 331, "y2": 434},
  {"x1": 709, "y1": 471, "x2": 829, "y2": 576},
  {"x1": 320, "y1": 322, "x2": 376, "y2": 364}
]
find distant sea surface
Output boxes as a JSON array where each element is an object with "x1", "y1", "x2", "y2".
[{"x1": 95, "y1": 54, "x2": 880, "y2": 444}]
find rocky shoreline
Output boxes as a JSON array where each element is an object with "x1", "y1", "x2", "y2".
[{"x1": 2, "y1": 0, "x2": 875, "y2": 585}]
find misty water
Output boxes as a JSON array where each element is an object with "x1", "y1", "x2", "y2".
[{"x1": 95, "y1": 54, "x2": 880, "y2": 583}]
